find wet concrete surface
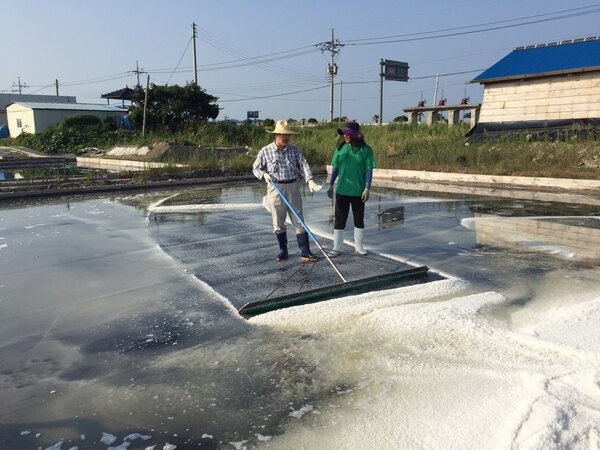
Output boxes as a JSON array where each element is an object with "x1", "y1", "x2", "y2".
[{"x1": 148, "y1": 189, "x2": 434, "y2": 312}]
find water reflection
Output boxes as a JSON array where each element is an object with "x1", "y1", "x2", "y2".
[
  {"x1": 377, "y1": 205, "x2": 405, "y2": 229},
  {"x1": 472, "y1": 214, "x2": 600, "y2": 260},
  {"x1": 0, "y1": 170, "x2": 18, "y2": 180}
]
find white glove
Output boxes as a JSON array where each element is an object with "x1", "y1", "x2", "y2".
[
  {"x1": 308, "y1": 179, "x2": 322, "y2": 192},
  {"x1": 361, "y1": 188, "x2": 370, "y2": 202},
  {"x1": 263, "y1": 173, "x2": 271, "y2": 184}
]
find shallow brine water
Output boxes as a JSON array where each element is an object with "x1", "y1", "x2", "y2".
[{"x1": 1, "y1": 183, "x2": 599, "y2": 449}]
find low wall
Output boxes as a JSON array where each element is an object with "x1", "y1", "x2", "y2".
[
  {"x1": 325, "y1": 166, "x2": 600, "y2": 206},
  {"x1": 372, "y1": 168, "x2": 600, "y2": 192},
  {"x1": 76, "y1": 156, "x2": 183, "y2": 171}
]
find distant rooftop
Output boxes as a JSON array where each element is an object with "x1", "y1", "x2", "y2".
[
  {"x1": 8, "y1": 102, "x2": 126, "y2": 112},
  {"x1": 101, "y1": 86, "x2": 135, "y2": 101},
  {"x1": 0, "y1": 93, "x2": 76, "y2": 109},
  {"x1": 472, "y1": 36, "x2": 600, "y2": 83}
]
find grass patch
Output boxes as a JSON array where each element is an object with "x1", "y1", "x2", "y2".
[{"x1": 5, "y1": 121, "x2": 600, "y2": 180}]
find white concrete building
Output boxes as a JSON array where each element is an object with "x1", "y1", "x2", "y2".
[
  {"x1": 6, "y1": 102, "x2": 126, "y2": 137},
  {"x1": 0, "y1": 93, "x2": 76, "y2": 127}
]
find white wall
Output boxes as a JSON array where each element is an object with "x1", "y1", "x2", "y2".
[
  {"x1": 478, "y1": 71, "x2": 600, "y2": 123},
  {"x1": 0, "y1": 94, "x2": 76, "y2": 126},
  {"x1": 6, "y1": 104, "x2": 124, "y2": 137},
  {"x1": 6, "y1": 104, "x2": 36, "y2": 137}
]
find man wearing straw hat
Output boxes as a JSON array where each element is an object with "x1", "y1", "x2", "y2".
[{"x1": 253, "y1": 120, "x2": 322, "y2": 262}]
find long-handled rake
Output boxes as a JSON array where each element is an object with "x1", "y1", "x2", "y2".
[{"x1": 269, "y1": 179, "x2": 346, "y2": 283}]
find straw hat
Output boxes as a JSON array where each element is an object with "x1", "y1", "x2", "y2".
[{"x1": 268, "y1": 120, "x2": 298, "y2": 134}]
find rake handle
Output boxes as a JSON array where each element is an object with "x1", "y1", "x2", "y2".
[{"x1": 269, "y1": 180, "x2": 346, "y2": 283}]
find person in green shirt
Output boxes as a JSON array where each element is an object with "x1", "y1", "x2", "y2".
[{"x1": 326, "y1": 121, "x2": 376, "y2": 256}]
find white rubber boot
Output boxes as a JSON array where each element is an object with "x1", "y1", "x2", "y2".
[
  {"x1": 328, "y1": 229, "x2": 344, "y2": 257},
  {"x1": 354, "y1": 227, "x2": 367, "y2": 255}
]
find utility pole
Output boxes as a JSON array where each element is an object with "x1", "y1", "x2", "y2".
[
  {"x1": 129, "y1": 61, "x2": 147, "y2": 87},
  {"x1": 433, "y1": 73, "x2": 440, "y2": 106},
  {"x1": 318, "y1": 29, "x2": 343, "y2": 122},
  {"x1": 142, "y1": 75, "x2": 150, "y2": 137},
  {"x1": 55, "y1": 79, "x2": 59, "y2": 96},
  {"x1": 192, "y1": 22, "x2": 198, "y2": 86},
  {"x1": 339, "y1": 80, "x2": 343, "y2": 123},
  {"x1": 379, "y1": 59, "x2": 384, "y2": 125},
  {"x1": 12, "y1": 77, "x2": 28, "y2": 94}
]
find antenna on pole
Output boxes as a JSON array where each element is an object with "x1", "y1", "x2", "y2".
[
  {"x1": 12, "y1": 77, "x2": 28, "y2": 94},
  {"x1": 192, "y1": 22, "x2": 198, "y2": 85},
  {"x1": 318, "y1": 29, "x2": 343, "y2": 123},
  {"x1": 128, "y1": 61, "x2": 147, "y2": 87}
]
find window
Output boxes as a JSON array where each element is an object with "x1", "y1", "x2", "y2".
[{"x1": 16, "y1": 118, "x2": 22, "y2": 128}]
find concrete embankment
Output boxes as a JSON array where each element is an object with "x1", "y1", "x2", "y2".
[
  {"x1": 76, "y1": 156, "x2": 184, "y2": 171},
  {"x1": 373, "y1": 168, "x2": 600, "y2": 192},
  {"x1": 1, "y1": 161, "x2": 599, "y2": 205},
  {"x1": 372, "y1": 168, "x2": 600, "y2": 206}
]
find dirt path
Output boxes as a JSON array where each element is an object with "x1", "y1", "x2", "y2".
[{"x1": 0, "y1": 145, "x2": 46, "y2": 158}]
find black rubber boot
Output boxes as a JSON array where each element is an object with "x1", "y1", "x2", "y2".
[
  {"x1": 297, "y1": 232, "x2": 318, "y2": 262},
  {"x1": 276, "y1": 232, "x2": 288, "y2": 261}
]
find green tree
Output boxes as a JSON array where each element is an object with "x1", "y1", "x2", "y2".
[{"x1": 129, "y1": 82, "x2": 219, "y2": 133}]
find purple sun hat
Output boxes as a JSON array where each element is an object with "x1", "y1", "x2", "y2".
[{"x1": 337, "y1": 120, "x2": 363, "y2": 140}]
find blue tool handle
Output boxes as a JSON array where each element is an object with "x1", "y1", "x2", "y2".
[{"x1": 269, "y1": 180, "x2": 346, "y2": 282}]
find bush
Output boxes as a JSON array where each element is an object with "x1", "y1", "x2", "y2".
[{"x1": 62, "y1": 114, "x2": 103, "y2": 128}]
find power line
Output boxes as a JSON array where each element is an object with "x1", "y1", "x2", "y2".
[
  {"x1": 35, "y1": 7, "x2": 598, "y2": 91},
  {"x1": 216, "y1": 67, "x2": 489, "y2": 105},
  {"x1": 218, "y1": 84, "x2": 329, "y2": 102},
  {"x1": 146, "y1": 48, "x2": 320, "y2": 74},
  {"x1": 28, "y1": 83, "x2": 57, "y2": 95},
  {"x1": 59, "y1": 73, "x2": 131, "y2": 87},
  {"x1": 409, "y1": 68, "x2": 487, "y2": 80},
  {"x1": 16, "y1": 5, "x2": 599, "y2": 109},
  {"x1": 166, "y1": 36, "x2": 192, "y2": 85},
  {"x1": 195, "y1": 26, "x2": 320, "y2": 81},
  {"x1": 343, "y1": 5, "x2": 600, "y2": 46}
]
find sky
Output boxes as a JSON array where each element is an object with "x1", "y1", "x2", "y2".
[{"x1": 2, "y1": 0, "x2": 600, "y2": 123}]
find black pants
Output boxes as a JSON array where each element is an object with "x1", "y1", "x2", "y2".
[{"x1": 334, "y1": 194, "x2": 364, "y2": 229}]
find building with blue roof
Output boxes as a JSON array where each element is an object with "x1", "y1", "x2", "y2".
[
  {"x1": 6, "y1": 101, "x2": 127, "y2": 138},
  {"x1": 469, "y1": 36, "x2": 600, "y2": 138},
  {"x1": 0, "y1": 93, "x2": 76, "y2": 128}
]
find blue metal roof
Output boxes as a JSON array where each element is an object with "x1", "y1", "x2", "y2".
[{"x1": 472, "y1": 36, "x2": 600, "y2": 83}]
